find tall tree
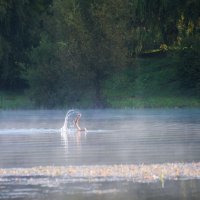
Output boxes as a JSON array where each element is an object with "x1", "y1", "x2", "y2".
[
  {"x1": 28, "y1": 0, "x2": 136, "y2": 107},
  {"x1": 0, "y1": 0, "x2": 52, "y2": 90},
  {"x1": 26, "y1": 0, "x2": 200, "y2": 107}
]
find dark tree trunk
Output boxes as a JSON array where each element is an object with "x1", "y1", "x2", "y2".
[{"x1": 94, "y1": 74, "x2": 106, "y2": 108}]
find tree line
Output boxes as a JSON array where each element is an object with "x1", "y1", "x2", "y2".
[{"x1": 0, "y1": 0, "x2": 200, "y2": 107}]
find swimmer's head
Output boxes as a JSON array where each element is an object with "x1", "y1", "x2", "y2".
[{"x1": 77, "y1": 113, "x2": 81, "y2": 117}]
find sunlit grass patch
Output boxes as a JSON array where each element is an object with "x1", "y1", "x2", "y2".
[{"x1": 106, "y1": 96, "x2": 200, "y2": 108}]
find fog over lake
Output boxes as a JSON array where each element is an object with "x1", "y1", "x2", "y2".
[{"x1": 0, "y1": 109, "x2": 200, "y2": 199}]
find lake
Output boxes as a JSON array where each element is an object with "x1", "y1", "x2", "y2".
[{"x1": 0, "y1": 109, "x2": 200, "y2": 199}]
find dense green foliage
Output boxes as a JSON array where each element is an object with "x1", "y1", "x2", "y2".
[
  {"x1": 0, "y1": 0, "x2": 200, "y2": 108},
  {"x1": 0, "y1": 0, "x2": 52, "y2": 90}
]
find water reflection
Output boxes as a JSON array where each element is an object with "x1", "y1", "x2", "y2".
[
  {"x1": 61, "y1": 130, "x2": 87, "y2": 153},
  {"x1": 0, "y1": 178, "x2": 200, "y2": 200}
]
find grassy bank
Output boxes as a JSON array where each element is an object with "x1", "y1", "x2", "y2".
[
  {"x1": 0, "y1": 92, "x2": 34, "y2": 110},
  {"x1": 102, "y1": 56, "x2": 200, "y2": 109},
  {"x1": 1, "y1": 92, "x2": 199, "y2": 109},
  {"x1": 106, "y1": 96, "x2": 200, "y2": 108}
]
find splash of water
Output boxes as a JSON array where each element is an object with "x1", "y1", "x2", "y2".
[{"x1": 61, "y1": 110, "x2": 81, "y2": 135}]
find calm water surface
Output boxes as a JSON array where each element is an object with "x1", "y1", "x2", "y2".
[{"x1": 0, "y1": 109, "x2": 200, "y2": 199}]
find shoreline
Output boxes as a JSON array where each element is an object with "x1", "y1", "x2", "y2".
[{"x1": 0, "y1": 94, "x2": 200, "y2": 110}]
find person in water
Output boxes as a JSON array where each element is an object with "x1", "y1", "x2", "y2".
[{"x1": 74, "y1": 113, "x2": 87, "y2": 131}]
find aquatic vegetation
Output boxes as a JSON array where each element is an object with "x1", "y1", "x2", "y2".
[
  {"x1": 160, "y1": 172, "x2": 165, "y2": 188},
  {"x1": 0, "y1": 162, "x2": 199, "y2": 183}
]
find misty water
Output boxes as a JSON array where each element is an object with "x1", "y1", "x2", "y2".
[{"x1": 0, "y1": 109, "x2": 200, "y2": 199}]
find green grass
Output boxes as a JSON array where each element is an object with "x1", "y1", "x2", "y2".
[
  {"x1": 103, "y1": 56, "x2": 200, "y2": 108},
  {"x1": 106, "y1": 96, "x2": 200, "y2": 108},
  {"x1": 0, "y1": 92, "x2": 200, "y2": 109},
  {"x1": 0, "y1": 92, "x2": 34, "y2": 110}
]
